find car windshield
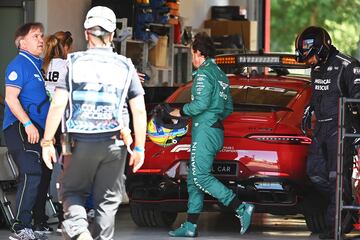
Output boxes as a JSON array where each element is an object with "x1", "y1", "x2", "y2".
[{"x1": 172, "y1": 85, "x2": 298, "y2": 109}]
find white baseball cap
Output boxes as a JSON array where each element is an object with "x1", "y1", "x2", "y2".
[{"x1": 84, "y1": 6, "x2": 116, "y2": 32}]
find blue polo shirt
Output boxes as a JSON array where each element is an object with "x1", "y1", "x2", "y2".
[{"x1": 3, "y1": 50, "x2": 50, "y2": 130}]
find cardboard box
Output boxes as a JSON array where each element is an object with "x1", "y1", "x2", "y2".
[
  {"x1": 204, "y1": 19, "x2": 258, "y2": 51},
  {"x1": 149, "y1": 35, "x2": 168, "y2": 67}
]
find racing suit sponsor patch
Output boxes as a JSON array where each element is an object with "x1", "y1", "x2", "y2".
[
  {"x1": 219, "y1": 91, "x2": 228, "y2": 100},
  {"x1": 218, "y1": 81, "x2": 228, "y2": 90},
  {"x1": 314, "y1": 79, "x2": 331, "y2": 84},
  {"x1": 354, "y1": 67, "x2": 360, "y2": 75},
  {"x1": 314, "y1": 78, "x2": 331, "y2": 91}
]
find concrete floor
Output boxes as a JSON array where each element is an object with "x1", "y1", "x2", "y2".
[{"x1": 1, "y1": 205, "x2": 360, "y2": 240}]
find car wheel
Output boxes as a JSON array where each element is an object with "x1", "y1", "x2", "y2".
[
  {"x1": 302, "y1": 191, "x2": 327, "y2": 233},
  {"x1": 129, "y1": 203, "x2": 177, "y2": 227},
  {"x1": 304, "y1": 207, "x2": 355, "y2": 234},
  {"x1": 342, "y1": 209, "x2": 356, "y2": 234},
  {"x1": 304, "y1": 211, "x2": 326, "y2": 233}
]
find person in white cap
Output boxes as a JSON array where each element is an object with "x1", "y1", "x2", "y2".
[{"x1": 40, "y1": 6, "x2": 147, "y2": 240}]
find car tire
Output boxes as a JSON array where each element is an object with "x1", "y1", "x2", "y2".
[
  {"x1": 304, "y1": 211, "x2": 327, "y2": 233},
  {"x1": 129, "y1": 203, "x2": 177, "y2": 227},
  {"x1": 342, "y1": 210, "x2": 355, "y2": 234},
  {"x1": 304, "y1": 207, "x2": 356, "y2": 234},
  {"x1": 302, "y1": 191, "x2": 327, "y2": 233}
]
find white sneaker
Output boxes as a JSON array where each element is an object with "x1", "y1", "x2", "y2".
[
  {"x1": 76, "y1": 231, "x2": 93, "y2": 240},
  {"x1": 9, "y1": 228, "x2": 40, "y2": 240},
  {"x1": 56, "y1": 222, "x2": 63, "y2": 234}
]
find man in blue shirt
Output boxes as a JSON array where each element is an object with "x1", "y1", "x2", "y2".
[{"x1": 3, "y1": 22, "x2": 49, "y2": 240}]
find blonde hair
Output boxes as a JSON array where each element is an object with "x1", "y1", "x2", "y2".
[{"x1": 43, "y1": 31, "x2": 73, "y2": 73}]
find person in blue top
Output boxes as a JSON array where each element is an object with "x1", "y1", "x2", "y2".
[{"x1": 3, "y1": 22, "x2": 50, "y2": 240}]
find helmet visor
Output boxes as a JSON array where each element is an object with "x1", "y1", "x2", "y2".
[
  {"x1": 296, "y1": 38, "x2": 316, "y2": 62},
  {"x1": 296, "y1": 48, "x2": 316, "y2": 62},
  {"x1": 302, "y1": 38, "x2": 314, "y2": 50}
]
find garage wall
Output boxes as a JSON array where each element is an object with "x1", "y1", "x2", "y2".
[
  {"x1": 180, "y1": 0, "x2": 228, "y2": 29},
  {"x1": 35, "y1": 0, "x2": 91, "y2": 51},
  {"x1": 0, "y1": 2, "x2": 25, "y2": 97},
  {"x1": 180, "y1": 0, "x2": 247, "y2": 29}
]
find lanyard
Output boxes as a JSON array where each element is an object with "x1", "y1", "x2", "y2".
[{"x1": 19, "y1": 52, "x2": 45, "y2": 82}]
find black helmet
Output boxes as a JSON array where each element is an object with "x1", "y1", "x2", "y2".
[
  {"x1": 295, "y1": 26, "x2": 332, "y2": 63},
  {"x1": 147, "y1": 103, "x2": 189, "y2": 147}
]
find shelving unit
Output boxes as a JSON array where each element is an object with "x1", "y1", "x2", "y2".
[
  {"x1": 113, "y1": 19, "x2": 192, "y2": 87},
  {"x1": 113, "y1": 18, "x2": 132, "y2": 56},
  {"x1": 146, "y1": 23, "x2": 174, "y2": 86},
  {"x1": 174, "y1": 44, "x2": 192, "y2": 86},
  {"x1": 125, "y1": 40, "x2": 149, "y2": 73}
]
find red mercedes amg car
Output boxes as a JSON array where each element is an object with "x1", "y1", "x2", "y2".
[{"x1": 126, "y1": 53, "x2": 328, "y2": 232}]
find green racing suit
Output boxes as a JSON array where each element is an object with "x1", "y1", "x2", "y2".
[{"x1": 181, "y1": 58, "x2": 234, "y2": 214}]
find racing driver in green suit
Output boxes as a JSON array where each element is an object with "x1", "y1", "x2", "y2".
[{"x1": 168, "y1": 32, "x2": 254, "y2": 237}]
